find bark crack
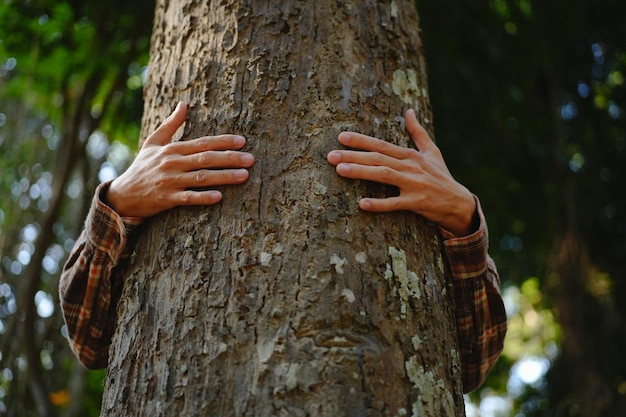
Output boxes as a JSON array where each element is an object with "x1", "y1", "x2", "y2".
[{"x1": 295, "y1": 272, "x2": 301, "y2": 302}]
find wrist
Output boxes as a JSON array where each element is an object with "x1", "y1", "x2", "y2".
[
  {"x1": 103, "y1": 179, "x2": 133, "y2": 218},
  {"x1": 442, "y1": 191, "x2": 478, "y2": 237}
]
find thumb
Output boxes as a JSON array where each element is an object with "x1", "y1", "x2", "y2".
[
  {"x1": 143, "y1": 101, "x2": 188, "y2": 147},
  {"x1": 405, "y1": 108, "x2": 435, "y2": 152}
]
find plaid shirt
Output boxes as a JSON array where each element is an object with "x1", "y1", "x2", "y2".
[{"x1": 59, "y1": 181, "x2": 506, "y2": 393}]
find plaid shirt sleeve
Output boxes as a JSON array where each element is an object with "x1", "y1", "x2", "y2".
[
  {"x1": 59, "y1": 181, "x2": 142, "y2": 369},
  {"x1": 440, "y1": 196, "x2": 507, "y2": 393}
]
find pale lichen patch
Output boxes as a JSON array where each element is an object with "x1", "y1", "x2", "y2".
[
  {"x1": 411, "y1": 335, "x2": 422, "y2": 351},
  {"x1": 392, "y1": 69, "x2": 420, "y2": 106},
  {"x1": 405, "y1": 356, "x2": 454, "y2": 416},
  {"x1": 432, "y1": 235, "x2": 445, "y2": 275},
  {"x1": 313, "y1": 180, "x2": 327, "y2": 195},
  {"x1": 388, "y1": 246, "x2": 422, "y2": 318},
  {"x1": 408, "y1": 270, "x2": 420, "y2": 297},
  {"x1": 449, "y1": 349, "x2": 462, "y2": 380},
  {"x1": 257, "y1": 340, "x2": 274, "y2": 364},
  {"x1": 390, "y1": 0, "x2": 399, "y2": 18},
  {"x1": 272, "y1": 243, "x2": 284, "y2": 254},
  {"x1": 355, "y1": 251, "x2": 367, "y2": 264},
  {"x1": 384, "y1": 263, "x2": 393, "y2": 280},
  {"x1": 330, "y1": 254, "x2": 347, "y2": 274},
  {"x1": 259, "y1": 252, "x2": 272, "y2": 267},
  {"x1": 341, "y1": 288, "x2": 356, "y2": 303}
]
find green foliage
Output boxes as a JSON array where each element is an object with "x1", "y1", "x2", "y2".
[
  {"x1": 505, "y1": 279, "x2": 561, "y2": 360},
  {"x1": 83, "y1": 370, "x2": 107, "y2": 415},
  {"x1": 0, "y1": 0, "x2": 151, "y2": 147}
]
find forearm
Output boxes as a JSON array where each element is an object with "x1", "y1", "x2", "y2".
[{"x1": 59, "y1": 181, "x2": 142, "y2": 368}]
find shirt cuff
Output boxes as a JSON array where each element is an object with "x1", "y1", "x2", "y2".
[
  {"x1": 439, "y1": 195, "x2": 489, "y2": 280},
  {"x1": 84, "y1": 181, "x2": 143, "y2": 262}
]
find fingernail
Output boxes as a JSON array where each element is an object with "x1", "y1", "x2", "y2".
[
  {"x1": 336, "y1": 163, "x2": 349, "y2": 174},
  {"x1": 241, "y1": 154, "x2": 254, "y2": 164},
  {"x1": 209, "y1": 190, "x2": 222, "y2": 201},
  {"x1": 327, "y1": 151, "x2": 340, "y2": 163},
  {"x1": 235, "y1": 169, "x2": 249, "y2": 179},
  {"x1": 234, "y1": 136, "x2": 246, "y2": 147}
]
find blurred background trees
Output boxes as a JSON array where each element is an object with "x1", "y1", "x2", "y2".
[
  {"x1": 416, "y1": 1, "x2": 626, "y2": 415},
  {"x1": 0, "y1": 1, "x2": 152, "y2": 415},
  {"x1": 1, "y1": 0, "x2": 624, "y2": 416}
]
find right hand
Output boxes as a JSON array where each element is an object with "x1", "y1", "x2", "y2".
[{"x1": 106, "y1": 102, "x2": 255, "y2": 218}]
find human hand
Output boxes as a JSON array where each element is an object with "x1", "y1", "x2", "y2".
[
  {"x1": 105, "y1": 102, "x2": 255, "y2": 218},
  {"x1": 327, "y1": 109, "x2": 477, "y2": 236}
]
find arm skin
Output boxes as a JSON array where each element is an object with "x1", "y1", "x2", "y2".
[
  {"x1": 59, "y1": 102, "x2": 255, "y2": 367},
  {"x1": 327, "y1": 109, "x2": 507, "y2": 392}
]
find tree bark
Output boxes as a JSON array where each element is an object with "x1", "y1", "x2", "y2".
[{"x1": 102, "y1": 1, "x2": 465, "y2": 416}]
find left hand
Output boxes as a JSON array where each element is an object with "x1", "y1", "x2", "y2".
[
  {"x1": 327, "y1": 108, "x2": 477, "y2": 237},
  {"x1": 106, "y1": 102, "x2": 254, "y2": 218}
]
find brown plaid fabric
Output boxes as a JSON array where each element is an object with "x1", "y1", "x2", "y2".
[
  {"x1": 59, "y1": 182, "x2": 142, "y2": 369},
  {"x1": 440, "y1": 198, "x2": 507, "y2": 392}
]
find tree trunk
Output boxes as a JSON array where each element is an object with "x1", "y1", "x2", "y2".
[{"x1": 101, "y1": 1, "x2": 465, "y2": 416}]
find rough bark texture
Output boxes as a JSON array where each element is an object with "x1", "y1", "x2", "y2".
[{"x1": 102, "y1": 1, "x2": 465, "y2": 416}]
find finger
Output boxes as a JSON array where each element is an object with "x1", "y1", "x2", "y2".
[
  {"x1": 327, "y1": 149, "x2": 406, "y2": 172},
  {"x1": 178, "y1": 168, "x2": 251, "y2": 189},
  {"x1": 171, "y1": 189, "x2": 223, "y2": 207},
  {"x1": 405, "y1": 109, "x2": 436, "y2": 152},
  {"x1": 338, "y1": 131, "x2": 412, "y2": 160},
  {"x1": 144, "y1": 102, "x2": 188, "y2": 147},
  {"x1": 180, "y1": 151, "x2": 254, "y2": 172},
  {"x1": 167, "y1": 134, "x2": 247, "y2": 156},
  {"x1": 359, "y1": 196, "x2": 408, "y2": 213},
  {"x1": 335, "y1": 163, "x2": 405, "y2": 187}
]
